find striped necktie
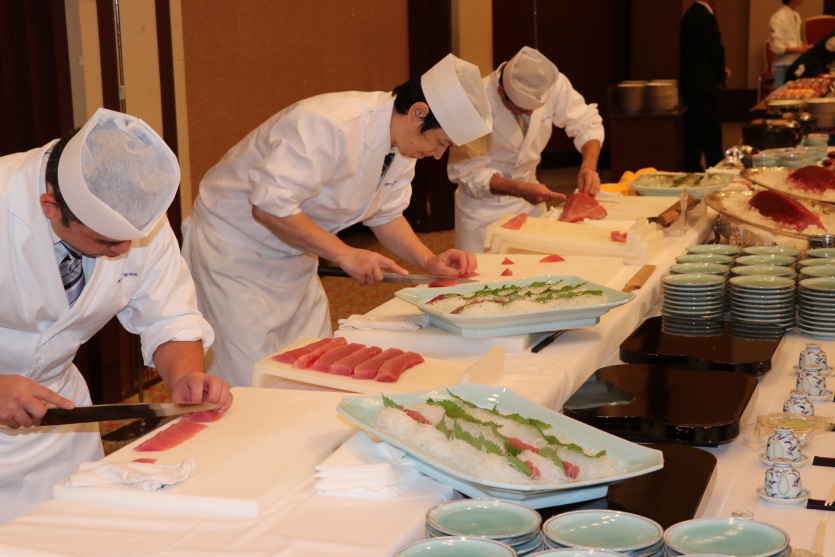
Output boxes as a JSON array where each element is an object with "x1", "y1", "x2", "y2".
[
  {"x1": 516, "y1": 113, "x2": 529, "y2": 136},
  {"x1": 59, "y1": 241, "x2": 85, "y2": 305},
  {"x1": 381, "y1": 151, "x2": 395, "y2": 178}
]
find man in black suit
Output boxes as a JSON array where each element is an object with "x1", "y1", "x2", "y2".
[{"x1": 679, "y1": 0, "x2": 730, "y2": 172}]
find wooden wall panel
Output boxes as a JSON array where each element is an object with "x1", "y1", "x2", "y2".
[{"x1": 181, "y1": 1, "x2": 410, "y2": 200}]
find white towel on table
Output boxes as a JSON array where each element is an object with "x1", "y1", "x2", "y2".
[
  {"x1": 314, "y1": 431, "x2": 429, "y2": 499},
  {"x1": 64, "y1": 459, "x2": 196, "y2": 491},
  {"x1": 337, "y1": 314, "x2": 429, "y2": 331}
]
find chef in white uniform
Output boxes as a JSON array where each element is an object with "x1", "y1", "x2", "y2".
[
  {"x1": 447, "y1": 46, "x2": 605, "y2": 253},
  {"x1": 182, "y1": 54, "x2": 492, "y2": 387},
  {"x1": 0, "y1": 108, "x2": 233, "y2": 524},
  {"x1": 769, "y1": 0, "x2": 811, "y2": 88}
]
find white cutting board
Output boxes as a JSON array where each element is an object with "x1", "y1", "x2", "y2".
[
  {"x1": 53, "y1": 388, "x2": 354, "y2": 517},
  {"x1": 252, "y1": 338, "x2": 504, "y2": 393},
  {"x1": 335, "y1": 254, "x2": 625, "y2": 354}
]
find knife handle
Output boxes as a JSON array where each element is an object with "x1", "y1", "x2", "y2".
[{"x1": 317, "y1": 266, "x2": 350, "y2": 278}]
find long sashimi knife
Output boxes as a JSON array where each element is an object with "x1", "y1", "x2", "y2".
[{"x1": 40, "y1": 402, "x2": 220, "y2": 426}]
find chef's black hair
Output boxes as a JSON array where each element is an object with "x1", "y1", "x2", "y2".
[
  {"x1": 45, "y1": 128, "x2": 83, "y2": 228},
  {"x1": 392, "y1": 79, "x2": 441, "y2": 133}
]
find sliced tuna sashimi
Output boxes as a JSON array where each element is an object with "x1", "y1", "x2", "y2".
[
  {"x1": 376, "y1": 351, "x2": 425, "y2": 383},
  {"x1": 353, "y1": 348, "x2": 404, "y2": 380},
  {"x1": 501, "y1": 257, "x2": 515, "y2": 265},
  {"x1": 134, "y1": 419, "x2": 208, "y2": 452},
  {"x1": 610, "y1": 230, "x2": 627, "y2": 243},
  {"x1": 272, "y1": 338, "x2": 335, "y2": 364},
  {"x1": 558, "y1": 192, "x2": 607, "y2": 223},
  {"x1": 311, "y1": 343, "x2": 365, "y2": 372},
  {"x1": 501, "y1": 268, "x2": 513, "y2": 276},
  {"x1": 458, "y1": 271, "x2": 479, "y2": 278},
  {"x1": 539, "y1": 254, "x2": 565, "y2": 263},
  {"x1": 132, "y1": 458, "x2": 158, "y2": 464},
  {"x1": 749, "y1": 190, "x2": 824, "y2": 231},
  {"x1": 501, "y1": 213, "x2": 528, "y2": 230},
  {"x1": 428, "y1": 279, "x2": 459, "y2": 287},
  {"x1": 788, "y1": 165, "x2": 835, "y2": 193},
  {"x1": 186, "y1": 410, "x2": 225, "y2": 423},
  {"x1": 330, "y1": 345, "x2": 383, "y2": 376},
  {"x1": 293, "y1": 337, "x2": 348, "y2": 369}
]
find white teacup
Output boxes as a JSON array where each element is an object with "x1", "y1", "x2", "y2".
[
  {"x1": 799, "y1": 343, "x2": 827, "y2": 371},
  {"x1": 797, "y1": 368, "x2": 827, "y2": 397},
  {"x1": 764, "y1": 458, "x2": 803, "y2": 499},
  {"x1": 766, "y1": 426, "x2": 802, "y2": 462},
  {"x1": 783, "y1": 390, "x2": 815, "y2": 415}
]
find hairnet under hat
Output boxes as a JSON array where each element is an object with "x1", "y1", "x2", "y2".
[
  {"x1": 503, "y1": 46, "x2": 559, "y2": 111},
  {"x1": 421, "y1": 54, "x2": 492, "y2": 146},
  {"x1": 57, "y1": 108, "x2": 180, "y2": 240}
]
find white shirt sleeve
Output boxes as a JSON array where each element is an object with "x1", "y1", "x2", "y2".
[
  {"x1": 549, "y1": 74, "x2": 605, "y2": 152},
  {"x1": 446, "y1": 136, "x2": 501, "y2": 199},
  {"x1": 770, "y1": 7, "x2": 803, "y2": 56}
]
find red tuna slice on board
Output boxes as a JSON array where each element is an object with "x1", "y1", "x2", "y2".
[
  {"x1": 134, "y1": 419, "x2": 208, "y2": 452},
  {"x1": 293, "y1": 337, "x2": 348, "y2": 369},
  {"x1": 428, "y1": 279, "x2": 459, "y2": 287},
  {"x1": 501, "y1": 257, "x2": 515, "y2": 265},
  {"x1": 501, "y1": 268, "x2": 513, "y2": 276},
  {"x1": 558, "y1": 192, "x2": 608, "y2": 223},
  {"x1": 133, "y1": 458, "x2": 157, "y2": 464},
  {"x1": 749, "y1": 190, "x2": 824, "y2": 231},
  {"x1": 272, "y1": 338, "x2": 336, "y2": 364},
  {"x1": 501, "y1": 213, "x2": 528, "y2": 230},
  {"x1": 353, "y1": 348, "x2": 404, "y2": 380},
  {"x1": 458, "y1": 271, "x2": 479, "y2": 278},
  {"x1": 539, "y1": 254, "x2": 565, "y2": 263},
  {"x1": 186, "y1": 410, "x2": 225, "y2": 423},
  {"x1": 610, "y1": 230, "x2": 627, "y2": 243},
  {"x1": 788, "y1": 165, "x2": 835, "y2": 194},
  {"x1": 376, "y1": 351, "x2": 425, "y2": 383},
  {"x1": 311, "y1": 343, "x2": 365, "y2": 372},
  {"x1": 330, "y1": 345, "x2": 383, "y2": 376}
]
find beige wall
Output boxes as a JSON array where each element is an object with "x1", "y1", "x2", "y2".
[{"x1": 452, "y1": 0, "x2": 493, "y2": 76}]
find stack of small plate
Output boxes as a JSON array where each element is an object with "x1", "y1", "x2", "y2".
[
  {"x1": 797, "y1": 277, "x2": 835, "y2": 338},
  {"x1": 425, "y1": 499, "x2": 543, "y2": 556},
  {"x1": 541, "y1": 509, "x2": 664, "y2": 557},
  {"x1": 395, "y1": 536, "x2": 518, "y2": 557},
  {"x1": 645, "y1": 81, "x2": 677, "y2": 112},
  {"x1": 735, "y1": 254, "x2": 796, "y2": 268},
  {"x1": 742, "y1": 246, "x2": 801, "y2": 258},
  {"x1": 663, "y1": 518, "x2": 791, "y2": 557},
  {"x1": 675, "y1": 253, "x2": 735, "y2": 266},
  {"x1": 807, "y1": 248, "x2": 835, "y2": 258},
  {"x1": 798, "y1": 256, "x2": 835, "y2": 269},
  {"x1": 730, "y1": 264, "x2": 797, "y2": 280},
  {"x1": 686, "y1": 244, "x2": 742, "y2": 257},
  {"x1": 799, "y1": 264, "x2": 835, "y2": 281},
  {"x1": 616, "y1": 82, "x2": 646, "y2": 113},
  {"x1": 804, "y1": 97, "x2": 835, "y2": 129},
  {"x1": 662, "y1": 273, "x2": 726, "y2": 323},
  {"x1": 728, "y1": 275, "x2": 795, "y2": 329}
]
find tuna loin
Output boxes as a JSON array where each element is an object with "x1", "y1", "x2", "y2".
[
  {"x1": 788, "y1": 165, "x2": 835, "y2": 194},
  {"x1": 353, "y1": 348, "x2": 404, "y2": 380},
  {"x1": 558, "y1": 192, "x2": 608, "y2": 223},
  {"x1": 749, "y1": 190, "x2": 824, "y2": 231},
  {"x1": 376, "y1": 352, "x2": 425, "y2": 383},
  {"x1": 329, "y1": 345, "x2": 383, "y2": 376}
]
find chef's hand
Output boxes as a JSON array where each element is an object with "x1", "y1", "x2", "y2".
[
  {"x1": 577, "y1": 168, "x2": 601, "y2": 196},
  {"x1": 170, "y1": 372, "x2": 233, "y2": 413},
  {"x1": 424, "y1": 249, "x2": 478, "y2": 277},
  {"x1": 0, "y1": 375, "x2": 75, "y2": 428},
  {"x1": 337, "y1": 247, "x2": 409, "y2": 285},
  {"x1": 518, "y1": 182, "x2": 566, "y2": 206}
]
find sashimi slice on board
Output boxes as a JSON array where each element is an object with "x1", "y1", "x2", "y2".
[
  {"x1": 558, "y1": 192, "x2": 608, "y2": 223},
  {"x1": 293, "y1": 338, "x2": 348, "y2": 369},
  {"x1": 376, "y1": 352, "x2": 425, "y2": 383},
  {"x1": 330, "y1": 345, "x2": 383, "y2": 376},
  {"x1": 311, "y1": 343, "x2": 365, "y2": 372},
  {"x1": 353, "y1": 348, "x2": 404, "y2": 380}
]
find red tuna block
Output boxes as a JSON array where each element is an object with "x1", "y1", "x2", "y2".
[
  {"x1": 376, "y1": 352, "x2": 425, "y2": 383},
  {"x1": 330, "y1": 345, "x2": 383, "y2": 376},
  {"x1": 134, "y1": 419, "x2": 208, "y2": 452},
  {"x1": 311, "y1": 343, "x2": 365, "y2": 372},
  {"x1": 749, "y1": 190, "x2": 824, "y2": 231},
  {"x1": 558, "y1": 192, "x2": 607, "y2": 223},
  {"x1": 353, "y1": 348, "x2": 404, "y2": 380},
  {"x1": 272, "y1": 338, "x2": 335, "y2": 364},
  {"x1": 788, "y1": 165, "x2": 835, "y2": 193},
  {"x1": 293, "y1": 338, "x2": 348, "y2": 370}
]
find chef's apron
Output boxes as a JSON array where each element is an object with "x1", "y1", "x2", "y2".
[
  {"x1": 0, "y1": 366, "x2": 102, "y2": 524},
  {"x1": 454, "y1": 188, "x2": 549, "y2": 253},
  {"x1": 182, "y1": 201, "x2": 331, "y2": 387}
]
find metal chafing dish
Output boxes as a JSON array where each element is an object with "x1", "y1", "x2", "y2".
[{"x1": 706, "y1": 190, "x2": 835, "y2": 249}]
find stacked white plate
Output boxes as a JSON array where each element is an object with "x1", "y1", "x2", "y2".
[
  {"x1": 541, "y1": 509, "x2": 664, "y2": 557},
  {"x1": 804, "y1": 97, "x2": 835, "y2": 129},
  {"x1": 646, "y1": 81, "x2": 677, "y2": 112},
  {"x1": 617, "y1": 82, "x2": 646, "y2": 112},
  {"x1": 425, "y1": 499, "x2": 544, "y2": 556},
  {"x1": 797, "y1": 277, "x2": 835, "y2": 338},
  {"x1": 728, "y1": 275, "x2": 795, "y2": 329},
  {"x1": 663, "y1": 518, "x2": 791, "y2": 556},
  {"x1": 662, "y1": 273, "x2": 726, "y2": 322}
]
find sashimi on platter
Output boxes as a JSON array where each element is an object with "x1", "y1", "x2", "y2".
[
  {"x1": 706, "y1": 189, "x2": 835, "y2": 238},
  {"x1": 742, "y1": 166, "x2": 835, "y2": 204},
  {"x1": 252, "y1": 337, "x2": 504, "y2": 393}
]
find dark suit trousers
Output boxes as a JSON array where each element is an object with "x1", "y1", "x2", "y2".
[{"x1": 682, "y1": 92, "x2": 723, "y2": 172}]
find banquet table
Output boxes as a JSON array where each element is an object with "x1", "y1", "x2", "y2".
[{"x1": 2, "y1": 209, "x2": 834, "y2": 556}]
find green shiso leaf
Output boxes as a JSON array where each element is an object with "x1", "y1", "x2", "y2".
[
  {"x1": 452, "y1": 421, "x2": 502, "y2": 455},
  {"x1": 382, "y1": 394, "x2": 399, "y2": 408},
  {"x1": 538, "y1": 447, "x2": 567, "y2": 474},
  {"x1": 505, "y1": 454, "x2": 532, "y2": 477}
]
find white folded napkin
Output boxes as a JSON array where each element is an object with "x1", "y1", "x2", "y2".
[
  {"x1": 64, "y1": 459, "x2": 196, "y2": 491},
  {"x1": 313, "y1": 431, "x2": 421, "y2": 499},
  {"x1": 337, "y1": 314, "x2": 429, "y2": 331}
]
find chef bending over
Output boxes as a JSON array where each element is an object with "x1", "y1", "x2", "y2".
[
  {"x1": 447, "y1": 46, "x2": 605, "y2": 252},
  {"x1": 0, "y1": 108, "x2": 233, "y2": 524},
  {"x1": 182, "y1": 54, "x2": 492, "y2": 388}
]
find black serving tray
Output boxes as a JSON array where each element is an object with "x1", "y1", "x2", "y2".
[
  {"x1": 619, "y1": 316, "x2": 783, "y2": 375},
  {"x1": 538, "y1": 443, "x2": 717, "y2": 529},
  {"x1": 563, "y1": 364, "x2": 757, "y2": 446}
]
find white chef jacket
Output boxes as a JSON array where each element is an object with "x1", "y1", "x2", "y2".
[
  {"x1": 0, "y1": 143, "x2": 213, "y2": 524},
  {"x1": 770, "y1": 4, "x2": 804, "y2": 68},
  {"x1": 447, "y1": 68, "x2": 604, "y2": 252},
  {"x1": 182, "y1": 91, "x2": 415, "y2": 387}
]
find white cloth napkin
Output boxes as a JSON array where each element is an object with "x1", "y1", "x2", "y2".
[
  {"x1": 64, "y1": 459, "x2": 197, "y2": 491},
  {"x1": 337, "y1": 314, "x2": 429, "y2": 331},
  {"x1": 314, "y1": 431, "x2": 429, "y2": 499}
]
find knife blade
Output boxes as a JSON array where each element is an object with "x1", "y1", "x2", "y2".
[
  {"x1": 622, "y1": 264, "x2": 656, "y2": 293},
  {"x1": 317, "y1": 265, "x2": 477, "y2": 284},
  {"x1": 40, "y1": 402, "x2": 221, "y2": 426}
]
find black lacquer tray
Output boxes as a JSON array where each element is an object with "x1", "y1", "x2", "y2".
[
  {"x1": 619, "y1": 316, "x2": 783, "y2": 375},
  {"x1": 563, "y1": 364, "x2": 757, "y2": 446},
  {"x1": 538, "y1": 443, "x2": 717, "y2": 530}
]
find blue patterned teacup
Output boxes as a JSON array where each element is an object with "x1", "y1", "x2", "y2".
[
  {"x1": 766, "y1": 426, "x2": 801, "y2": 462},
  {"x1": 783, "y1": 390, "x2": 815, "y2": 415},
  {"x1": 764, "y1": 458, "x2": 803, "y2": 499},
  {"x1": 799, "y1": 343, "x2": 827, "y2": 371},
  {"x1": 797, "y1": 368, "x2": 827, "y2": 397}
]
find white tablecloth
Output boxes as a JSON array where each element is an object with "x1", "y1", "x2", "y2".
[{"x1": 6, "y1": 210, "x2": 833, "y2": 556}]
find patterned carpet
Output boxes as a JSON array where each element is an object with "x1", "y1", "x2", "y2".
[{"x1": 100, "y1": 227, "x2": 455, "y2": 454}]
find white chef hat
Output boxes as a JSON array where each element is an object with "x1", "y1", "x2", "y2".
[
  {"x1": 503, "y1": 46, "x2": 559, "y2": 111},
  {"x1": 421, "y1": 53, "x2": 492, "y2": 146},
  {"x1": 57, "y1": 107, "x2": 180, "y2": 240}
]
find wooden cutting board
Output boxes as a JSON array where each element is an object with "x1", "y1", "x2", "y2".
[{"x1": 53, "y1": 388, "x2": 355, "y2": 517}]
